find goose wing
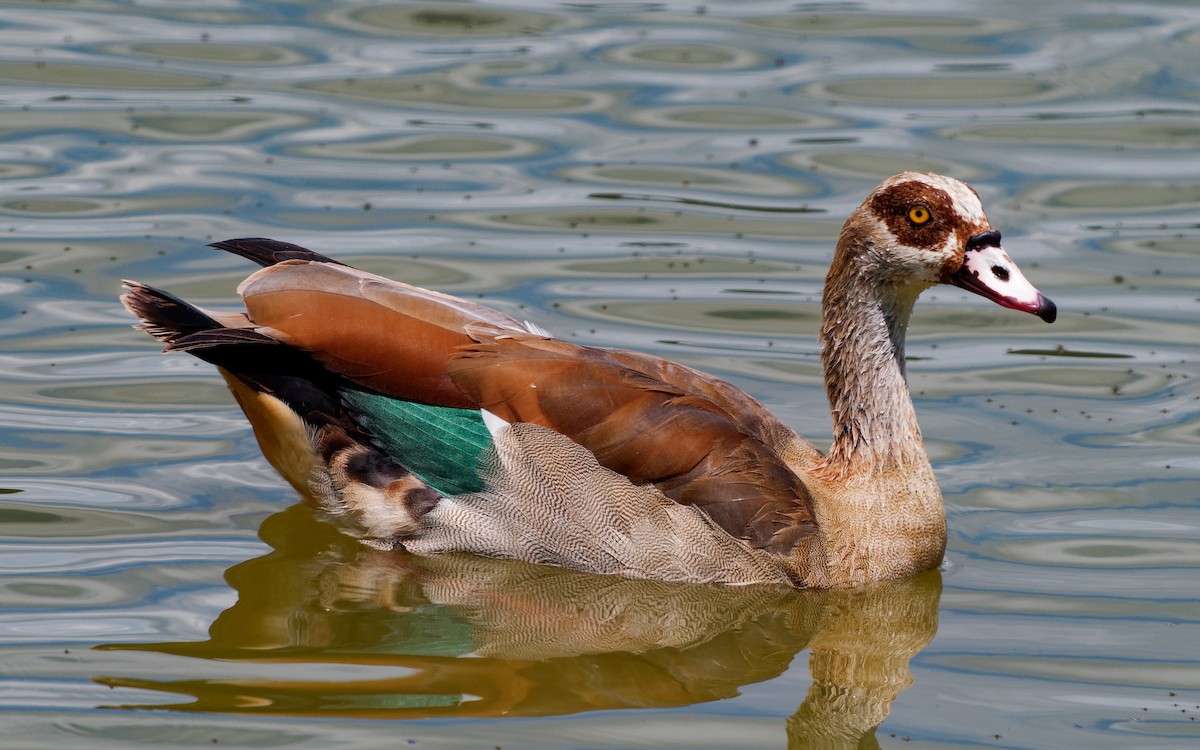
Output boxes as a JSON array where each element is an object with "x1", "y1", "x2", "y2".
[{"x1": 235, "y1": 253, "x2": 819, "y2": 552}]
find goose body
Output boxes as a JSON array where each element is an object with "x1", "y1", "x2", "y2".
[{"x1": 122, "y1": 172, "x2": 1055, "y2": 588}]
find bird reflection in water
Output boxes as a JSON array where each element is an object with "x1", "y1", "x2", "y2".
[{"x1": 97, "y1": 505, "x2": 941, "y2": 746}]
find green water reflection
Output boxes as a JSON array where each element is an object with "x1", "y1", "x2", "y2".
[{"x1": 100, "y1": 505, "x2": 940, "y2": 746}]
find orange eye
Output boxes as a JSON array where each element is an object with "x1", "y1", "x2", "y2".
[{"x1": 907, "y1": 205, "x2": 931, "y2": 225}]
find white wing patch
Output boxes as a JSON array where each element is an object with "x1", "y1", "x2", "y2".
[
  {"x1": 523, "y1": 320, "x2": 553, "y2": 337},
  {"x1": 480, "y1": 409, "x2": 511, "y2": 437}
]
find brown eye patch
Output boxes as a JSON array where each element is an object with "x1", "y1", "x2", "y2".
[{"x1": 869, "y1": 181, "x2": 958, "y2": 251}]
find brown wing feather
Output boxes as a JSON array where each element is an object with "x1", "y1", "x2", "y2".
[
  {"x1": 449, "y1": 329, "x2": 817, "y2": 552},
  {"x1": 236, "y1": 260, "x2": 525, "y2": 408},
  {"x1": 599, "y1": 347, "x2": 823, "y2": 465},
  {"x1": 230, "y1": 258, "x2": 817, "y2": 552}
]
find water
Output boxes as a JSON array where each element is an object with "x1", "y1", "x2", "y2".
[{"x1": 1, "y1": 1, "x2": 1198, "y2": 747}]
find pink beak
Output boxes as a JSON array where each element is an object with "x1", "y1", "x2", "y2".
[{"x1": 950, "y1": 231, "x2": 1056, "y2": 323}]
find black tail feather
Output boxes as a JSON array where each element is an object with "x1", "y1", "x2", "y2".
[
  {"x1": 122, "y1": 256, "x2": 441, "y2": 538},
  {"x1": 120, "y1": 280, "x2": 224, "y2": 347},
  {"x1": 121, "y1": 279, "x2": 352, "y2": 422},
  {"x1": 210, "y1": 237, "x2": 343, "y2": 267},
  {"x1": 169, "y1": 326, "x2": 279, "y2": 353}
]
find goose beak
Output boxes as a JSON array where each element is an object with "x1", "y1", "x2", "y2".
[{"x1": 950, "y1": 230, "x2": 1056, "y2": 323}]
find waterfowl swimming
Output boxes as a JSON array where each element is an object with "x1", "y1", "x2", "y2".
[{"x1": 122, "y1": 172, "x2": 1055, "y2": 588}]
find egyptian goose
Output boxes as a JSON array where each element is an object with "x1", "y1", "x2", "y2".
[{"x1": 122, "y1": 172, "x2": 1055, "y2": 588}]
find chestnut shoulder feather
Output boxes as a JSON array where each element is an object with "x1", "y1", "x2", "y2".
[{"x1": 449, "y1": 327, "x2": 818, "y2": 552}]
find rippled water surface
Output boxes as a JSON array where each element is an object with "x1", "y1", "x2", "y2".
[{"x1": 2, "y1": 1, "x2": 1199, "y2": 748}]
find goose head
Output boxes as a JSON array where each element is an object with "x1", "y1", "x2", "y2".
[{"x1": 833, "y1": 172, "x2": 1056, "y2": 324}]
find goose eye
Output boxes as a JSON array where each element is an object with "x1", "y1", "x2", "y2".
[{"x1": 907, "y1": 205, "x2": 931, "y2": 225}]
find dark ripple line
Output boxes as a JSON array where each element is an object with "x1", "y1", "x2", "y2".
[{"x1": 589, "y1": 191, "x2": 825, "y2": 214}]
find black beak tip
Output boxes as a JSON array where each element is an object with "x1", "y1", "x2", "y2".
[{"x1": 1037, "y1": 295, "x2": 1057, "y2": 324}]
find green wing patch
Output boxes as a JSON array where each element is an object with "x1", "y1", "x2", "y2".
[{"x1": 342, "y1": 390, "x2": 492, "y2": 497}]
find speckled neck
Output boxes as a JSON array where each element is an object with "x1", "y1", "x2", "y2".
[{"x1": 818, "y1": 236, "x2": 928, "y2": 477}]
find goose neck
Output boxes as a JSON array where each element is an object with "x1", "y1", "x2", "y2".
[{"x1": 819, "y1": 258, "x2": 928, "y2": 476}]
